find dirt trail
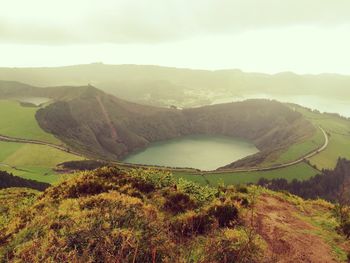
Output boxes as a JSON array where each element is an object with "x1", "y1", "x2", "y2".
[
  {"x1": 96, "y1": 95, "x2": 118, "y2": 141},
  {"x1": 255, "y1": 194, "x2": 338, "y2": 263}
]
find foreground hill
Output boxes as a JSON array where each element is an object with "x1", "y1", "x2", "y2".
[{"x1": 0, "y1": 167, "x2": 349, "y2": 262}]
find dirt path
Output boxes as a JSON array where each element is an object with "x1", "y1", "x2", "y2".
[
  {"x1": 96, "y1": 95, "x2": 118, "y2": 141},
  {"x1": 254, "y1": 194, "x2": 338, "y2": 263}
]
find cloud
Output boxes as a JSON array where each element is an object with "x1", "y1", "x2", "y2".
[{"x1": 1, "y1": 0, "x2": 350, "y2": 44}]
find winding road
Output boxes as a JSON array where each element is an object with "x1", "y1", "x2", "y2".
[
  {"x1": 0, "y1": 126, "x2": 329, "y2": 173},
  {"x1": 211, "y1": 126, "x2": 328, "y2": 173},
  {"x1": 0, "y1": 134, "x2": 84, "y2": 157}
]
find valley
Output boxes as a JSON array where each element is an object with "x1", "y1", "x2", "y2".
[
  {"x1": 0, "y1": 79, "x2": 348, "y2": 187},
  {"x1": 2, "y1": 2, "x2": 350, "y2": 261},
  {"x1": 0, "y1": 74, "x2": 349, "y2": 263}
]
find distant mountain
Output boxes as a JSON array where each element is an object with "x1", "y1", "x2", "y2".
[{"x1": 0, "y1": 64, "x2": 350, "y2": 107}]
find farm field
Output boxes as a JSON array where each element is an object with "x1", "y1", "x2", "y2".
[
  {"x1": 0, "y1": 141, "x2": 83, "y2": 183},
  {"x1": 0, "y1": 100, "x2": 60, "y2": 144}
]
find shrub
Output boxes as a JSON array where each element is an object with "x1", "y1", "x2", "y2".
[
  {"x1": 208, "y1": 202, "x2": 239, "y2": 227},
  {"x1": 66, "y1": 181, "x2": 111, "y2": 198},
  {"x1": 163, "y1": 192, "x2": 197, "y2": 214},
  {"x1": 341, "y1": 221, "x2": 350, "y2": 238},
  {"x1": 170, "y1": 211, "x2": 214, "y2": 237},
  {"x1": 203, "y1": 228, "x2": 266, "y2": 263},
  {"x1": 131, "y1": 179, "x2": 155, "y2": 193}
]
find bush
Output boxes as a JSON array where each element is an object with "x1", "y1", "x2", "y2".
[
  {"x1": 208, "y1": 202, "x2": 239, "y2": 227},
  {"x1": 203, "y1": 228, "x2": 266, "y2": 263},
  {"x1": 66, "y1": 181, "x2": 111, "y2": 198},
  {"x1": 163, "y1": 192, "x2": 197, "y2": 214},
  {"x1": 341, "y1": 221, "x2": 350, "y2": 238},
  {"x1": 170, "y1": 211, "x2": 214, "y2": 237}
]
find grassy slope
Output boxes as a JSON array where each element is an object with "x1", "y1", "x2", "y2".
[
  {"x1": 0, "y1": 100, "x2": 59, "y2": 144},
  {"x1": 0, "y1": 100, "x2": 83, "y2": 183},
  {"x1": 0, "y1": 169, "x2": 348, "y2": 262},
  {"x1": 260, "y1": 188, "x2": 350, "y2": 261},
  {"x1": 296, "y1": 107, "x2": 350, "y2": 169},
  {"x1": 174, "y1": 162, "x2": 319, "y2": 186},
  {"x1": 0, "y1": 141, "x2": 83, "y2": 183},
  {"x1": 175, "y1": 106, "x2": 350, "y2": 187},
  {"x1": 0, "y1": 188, "x2": 39, "y2": 230},
  {"x1": 263, "y1": 126, "x2": 324, "y2": 166}
]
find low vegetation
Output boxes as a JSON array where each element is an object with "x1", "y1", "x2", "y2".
[
  {"x1": 1, "y1": 167, "x2": 350, "y2": 262},
  {"x1": 0, "y1": 170, "x2": 49, "y2": 191},
  {"x1": 0, "y1": 167, "x2": 266, "y2": 262},
  {"x1": 258, "y1": 158, "x2": 350, "y2": 202}
]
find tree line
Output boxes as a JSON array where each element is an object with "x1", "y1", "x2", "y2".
[{"x1": 257, "y1": 158, "x2": 350, "y2": 203}]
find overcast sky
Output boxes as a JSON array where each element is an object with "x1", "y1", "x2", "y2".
[{"x1": 1, "y1": 0, "x2": 350, "y2": 74}]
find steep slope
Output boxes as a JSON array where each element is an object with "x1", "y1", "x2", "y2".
[
  {"x1": 0, "y1": 80, "x2": 315, "y2": 168},
  {"x1": 35, "y1": 86, "x2": 314, "y2": 165}
]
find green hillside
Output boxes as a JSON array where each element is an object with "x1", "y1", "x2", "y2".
[
  {"x1": 295, "y1": 106, "x2": 350, "y2": 169},
  {"x1": 0, "y1": 141, "x2": 83, "y2": 183},
  {"x1": 0, "y1": 100, "x2": 59, "y2": 144},
  {"x1": 174, "y1": 162, "x2": 319, "y2": 186}
]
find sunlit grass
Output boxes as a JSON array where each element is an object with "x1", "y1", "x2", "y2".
[
  {"x1": 0, "y1": 142, "x2": 83, "y2": 183},
  {"x1": 173, "y1": 162, "x2": 319, "y2": 186},
  {"x1": 0, "y1": 100, "x2": 59, "y2": 144}
]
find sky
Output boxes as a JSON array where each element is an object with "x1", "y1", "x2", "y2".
[{"x1": 1, "y1": 0, "x2": 350, "y2": 74}]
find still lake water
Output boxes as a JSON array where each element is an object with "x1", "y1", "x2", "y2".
[
  {"x1": 127, "y1": 93, "x2": 349, "y2": 169},
  {"x1": 123, "y1": 135, "x2": 258, "y2": 170},
  {"x1": 17, "y1": 97, "x2": 51, "y2": 106}
]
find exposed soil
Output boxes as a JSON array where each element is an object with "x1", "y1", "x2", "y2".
[
  {"x1": 96, "y1": 95, "x2": 118, "y2": 141},
  {"x1": 254, "y1": 194, "x2": 339, "y2": 263}
]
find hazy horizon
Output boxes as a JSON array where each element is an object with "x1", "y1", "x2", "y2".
[
  {"x1": 1, "y1": 0, "x2": 350, "y2": 74},
  {"x1": 2, "y1": 62, "x2": 350, "y2": 77}
]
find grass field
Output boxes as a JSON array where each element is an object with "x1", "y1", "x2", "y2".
[
  {"x1": 173, "y1": 162, "x2": 319, "y2": 186},
  {"x1": 0, "y1": 141, "x2": 83, "y2": 183},
  {"x1": 1, "y1": 99, "x2": 348, "y2": 186},
  {"x1": 0, "y1": 100, "x2": 60, "y2": 144},
  {"x1": 295, "y1": 107, "x2": 350, "y2": 169},
  {"x1": 179, "y1": 106, "x2": 350, "y2": 187},
  {"x1": 264, "y1": 126, "x2": 324, "y2": 166}
]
